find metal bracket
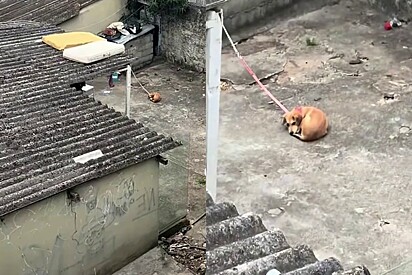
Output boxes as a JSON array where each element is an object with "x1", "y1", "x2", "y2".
[
  {"x1": 156, "y1": 155, "x2": 169, "y2": 165},
  {"x1": 67, "y1": 190, "x2": 81, "y2": 204},
  {"x1": 206, "y1": 9, "x2": 223, "y2": 29}
]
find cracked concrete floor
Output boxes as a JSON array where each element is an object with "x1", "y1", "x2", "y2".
[{"x1": 217, "y1": 1, "x2": 412, "y2": 274}]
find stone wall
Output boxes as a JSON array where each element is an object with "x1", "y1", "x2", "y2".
[
  {"x1": 367, "y1": 0, "x2": 412, "y2": 16},
  {"x1": 222, "y1": 0, "x2": 339, "y2": 35},
  {"x1": 160, "y1": 0, "x2": 339, "y2": 72},
  {"x1": 160, "y1": 8, "x2": 207, "y2": 72}
]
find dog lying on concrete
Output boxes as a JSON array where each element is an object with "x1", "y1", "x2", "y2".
[{"x1": 282, "y1": 106, "x2": 328, "y2": 141}]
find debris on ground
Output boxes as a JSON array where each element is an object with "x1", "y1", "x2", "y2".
[
  {"x1": 349, "y1": 50, "x2": 369, "y2": 65},
  {"x1": 248, "y1": 60, "x2": 288, "y2": 85},
  {"x1": 384, "y1": 17, "x2": 402, "y2": 30},
  {"x1": 399, "y1": 125, "x2": 411, "y2": 135},
  {"x1": 306, "y1": 37, "x2": 318, "y2": 46},
  {"x1": 160, "y1": 232, "x2": 206, "y2": 274},
  {"x1": 349, "y1": 59, "x2": 362, "y2": 65},
  {"x1": 329, "y1": 53, "x2": 345, "y2": 60},
  {"x1": 342, "y1": 71, "x2": 361, "y2": 77},
  {"x1": 379, "y1": 218, "x2": 390, "y2": 227},
  {"x1": 377, "y1": 92, "x2": 400, "y2": 105},
  {"x1": 220, "y1": 79, "x2": 232, "y2": 91},
  {"x1": 383, "y1": 92, "x2": 397, "y2": 100}
]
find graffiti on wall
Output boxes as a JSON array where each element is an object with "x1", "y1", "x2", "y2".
[
  {"x1": 0, "y1": 175, "x2": 157, "y2": 275},
  {"x1": 72, "y1": 177, "x2": 156, "y2": 255},
  {"x1": 0, "y1": 208, "x2": 65, "y2": 275}
]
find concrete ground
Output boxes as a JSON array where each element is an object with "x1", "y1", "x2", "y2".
[
  {"x1": 217, "y1": 1, "x2": 412, "y2": 274},
  {"x1": 113, "y1": 247, "x2": 192, "y2": 275},
  {"x1": 88, "y1": 62, "x2": 206, "y2": 274}
]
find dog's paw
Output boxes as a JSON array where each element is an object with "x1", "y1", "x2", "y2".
[{"x1": 291, "y1": 133, "x2": 303, "y2": 140}]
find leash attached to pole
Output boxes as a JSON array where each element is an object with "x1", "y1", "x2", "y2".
[{"x1": 220, "y1": 19, "x2": 289, "y2": 114}]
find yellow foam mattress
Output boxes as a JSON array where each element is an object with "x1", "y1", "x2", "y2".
[{"x1": 42, "y1": 32, "x2": 105, "y2": 51}]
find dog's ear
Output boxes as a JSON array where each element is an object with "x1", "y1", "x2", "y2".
[
  {"x1": 295, "y1": 114, "x2": 303, "y2": 126},
  {"x1": 281, "y1": 114, "x2": 287, "y2": 125}
]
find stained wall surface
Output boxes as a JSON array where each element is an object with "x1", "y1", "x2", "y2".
[{"x1": 0, "y1": 159, "x2": 159, "y2": 275}]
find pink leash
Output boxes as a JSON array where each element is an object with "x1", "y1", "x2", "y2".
[{"x1": 221, "y1": 21, "x2": 289, "y2": 114}]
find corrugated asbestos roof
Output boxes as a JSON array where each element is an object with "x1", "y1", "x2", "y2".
[
  {"x1": 206, "y1": 193, "x2": 372, "y2": 275},
  {"x1": 78, "y1": 0, "x2": 101, "y2": 8},
  {"x1": 188, "y1": 0, "x2": 227, "y2": 10},
  {"x1": 0, "y1": 21, "x2": 180, "y2": 217},
  {"x1": 0, "y1": 0, "x2": 101, "y2": 25}
]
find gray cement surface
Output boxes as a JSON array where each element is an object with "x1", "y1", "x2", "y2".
[
  {"x1": 217, "y1": 1, "x2": 412, "y2": 274},
  {"x1": 112, "y1": 246, "x2": 193, "y2": 275}
]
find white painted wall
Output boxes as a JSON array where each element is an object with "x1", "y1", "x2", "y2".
[{"x1": 58, "y1": 0, "x2": 127, "y2": 34}]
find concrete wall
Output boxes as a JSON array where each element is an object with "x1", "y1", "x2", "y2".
[
  {"x1": 161, "y1": 8, "x2": 207, "y2": 72},
  {"x1": 0, "y1": 159, "x2": 159, "y2": 275},
  {"x1": 59, "y1": 0, "x2": 127, "y2": 34},
  {"x1": 221, "y1": 0, "x2": 338, "y2": 34},
  {"x1": 126, "y1": 31, "x2": 155, "y2": 70},
  {"x1": 367, "y1": 0, "x2": 412, "y2": 16},
  {"x1": 160, "y1": 0, "x2": 338, "y2": 72}
]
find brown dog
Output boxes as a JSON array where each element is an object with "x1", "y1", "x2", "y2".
[
  {"x1": 282, "y1": 106, "x2": 328, "y2": 141},
  {"x1": 148, "y1": 92, "x2": 161, "y2": 103}
]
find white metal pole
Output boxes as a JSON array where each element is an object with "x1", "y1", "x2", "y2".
[
  {"x1": 126, "y1": 65, "x2": 131, "y2": 117},
  {"x1": 205, "y1": 10, "x2": 223, "y2": 202}
]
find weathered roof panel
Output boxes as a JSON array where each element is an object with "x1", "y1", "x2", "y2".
[
  {"x1": 188, "y1": 0, "x2": 227, "y2": 9},
  {"x1": 0, "y1": 0, "x2": 80, "y2": 25},
  {"x1": 0, "y1": 21, "x2": 179, "y2": 217},
  {"x1": 78, "y1": 0, "x2": 101, "y2": 8},
  {"x1": 0, "y1": 21, "x2": 137, "y2": 88},
  {"x1": 206, "y1": 192, "x2": 371, "y2": 275}
]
